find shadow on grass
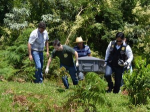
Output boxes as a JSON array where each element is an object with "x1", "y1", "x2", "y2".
[{"x1": 56, "y1": 88, "x2": 66, "y2": 93}]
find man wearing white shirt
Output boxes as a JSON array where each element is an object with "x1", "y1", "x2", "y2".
[
  {"x1": 105, "y1": 32, "x2": 133, "y2": 93},
  {"x1": 28, "y1": 21, "x2": 49, "y2": 83}
]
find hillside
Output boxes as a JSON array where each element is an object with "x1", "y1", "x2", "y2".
[{"x1": 0, "y1": 78, "x2": 150, "y2": 112}]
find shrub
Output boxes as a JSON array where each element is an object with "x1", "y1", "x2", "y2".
[
  {"x1": 0, "y1": 50, "x2": 17, "y2": 80},
  {"x1": 123, "y1": 56, "x2": 150, "y2": 105},
  {"x1": 64, "y1": 72, "x2": 111, "y2": 111}
]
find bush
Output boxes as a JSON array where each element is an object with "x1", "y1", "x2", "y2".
[
  {"x1": 0, "y1": 50, "x2": 17, "y2": 80},
  {"x1": 64, "y1": 72, "x2": 111, "y2": 111},
  {"x1": 123, "y1": 56, "x2": 150, "y2": 105}
]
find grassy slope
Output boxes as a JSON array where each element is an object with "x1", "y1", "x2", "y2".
[{"x1": 0, "y1": 79, "x2": 150, "y2": 112}]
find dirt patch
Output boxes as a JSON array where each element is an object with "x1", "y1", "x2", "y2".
[
  {"x1": 13, "y1": 95, "x2": 28, "y2": 106},
  {"x1": 2, "y1": 89, "x2": 14, "y2": 95},
  {"x1": 121, "y1": 90, "x2": 128, "y2": 95}
]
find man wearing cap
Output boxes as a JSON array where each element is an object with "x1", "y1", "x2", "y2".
[
  {"x1": 45, "y1": 39, "x2": 79, "y2": 89},
  {"x1": 28, "y1": 21, "x2": 49, "y2": 83},
  {"x1": 74, "y1": 36, "x2": 91, "y2": 80}
]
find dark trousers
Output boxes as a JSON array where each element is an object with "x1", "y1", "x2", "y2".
[
  {"x1": 105, "y1": 64, "x2": 124, "y2": 93},
  {"x1": 60, "y1": 64, "x2": 78, "y2": 89}
]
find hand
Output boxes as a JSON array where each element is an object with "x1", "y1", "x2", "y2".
[
  {"x1": 29, "y1": 55, "x2": 33, "y2": 61},
  {"x1": 104, "y1": 62, "x2": 107, "y2": 67},
  {"x1": 76, "y1": 61, "x2": 79, "y2": 67},
  {"x1": 118, "y1": 59, "x2": 124, "y2": 66},
  {"x1": 124, "y1": 62, "x2": 129, "y2": 67},
  {"x1": 45, "y1": 67, "x2": 49, "y2": 74},
  {"x1": 46, "y1": 52, "x2": 49, "y2": 58}
]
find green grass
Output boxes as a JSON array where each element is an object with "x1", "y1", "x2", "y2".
[{"x1": 0, "y1": 79, "x2": 150, "y2": 112}]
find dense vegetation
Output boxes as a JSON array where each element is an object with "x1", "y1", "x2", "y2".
[{"x1": 0, "y1": 0, "x2": 150, "y2": 111}]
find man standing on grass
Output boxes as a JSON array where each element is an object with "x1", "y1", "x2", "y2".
[
  {"x1": 104, "y1": 32, "x2": 133, "y2": 93},
  {"x1": 45, "y1": 39, "x2": 79, "y2": 89},
  {"x1": 28, "y1": 21, "x2": 49, "y2": 83}
]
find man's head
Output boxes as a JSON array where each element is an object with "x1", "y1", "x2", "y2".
[
  {"x1": 115, "y1": 32, "x2": 125, "y2": 45},
  {"x1": 74, "y1": 36, "x2": 85, "y2": 49},
  {"x1": 52, "y1": 39, "x2": 62, "y2": 51},
  {"x1": 38, "y1": 21, "x2": 46, "y2": 33}
]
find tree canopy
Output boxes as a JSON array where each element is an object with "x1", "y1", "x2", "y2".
[{"x1": 0, "y1": 0, "x2": 150, "y2": 80}]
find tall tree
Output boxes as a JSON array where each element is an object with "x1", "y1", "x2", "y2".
[{"x1": 0, "y1": 0, "x2": 13, "y2": 24}]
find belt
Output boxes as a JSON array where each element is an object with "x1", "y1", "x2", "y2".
[{"x1": 31, "y1": 49, "x2": 43, "y2": 52}]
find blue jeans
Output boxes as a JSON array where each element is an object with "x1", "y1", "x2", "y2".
[
  {"x1": 31, "y1": 50, "x2": 43, "y2": 83},
  {"x1": 105, "y1": 64, "x2": 124, "y2": 93},
  {"x1": 60, "y1": 64, "x2": 78, "y2": 89}
]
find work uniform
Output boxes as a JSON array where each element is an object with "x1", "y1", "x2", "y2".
[
  {"x1": 105, "y1": 40, "x2": 133, "y2": 93},
  {"x1": 51, "y1": 45, "x2": 78, "y2": 89}
]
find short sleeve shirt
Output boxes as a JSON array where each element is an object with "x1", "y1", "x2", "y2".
[
  {"x1": 74, "y1": 45, "x2": 91, "y2": 57},
  {"x1": 28, "y1": 29, "x2": 49, "y2": 51},
  {"x1": 51, "y1": 45, "x2": 75, "y2": 66}
]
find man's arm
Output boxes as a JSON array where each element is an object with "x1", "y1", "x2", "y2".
[
  {"x1": 125, "y1": 45, "x2": 133, "y2": 64},
  {"x1": 74, "y1": 51, "x2": 79, "y2": 66},
  {"x1": 87, "y1": 50, "x2": 91, "y2": 56},
  {"x1": 87, "y1": 46, "x2": 91, "y2": 56},
  {"x1": 28, "y1": 43, "x2": 33, "y2": 61},
  {"x1": 45, "y1": 57, "x2": 52, "y2": 74},
  {"x1": 88, "y1": 54, "x2": 91, "y2": 56},
  {"x1": 74, "y1": 51, "x2": 78, "y2": 61},
  {"x1": 28, "y1": 30, "x2": 37, "y2": 61},
  {"x1": 46, "y1": 40, "x2": 49, "y2": 57},
  {"x1": 47, "y1": 57, "x2": 52, "y2": 68},
  {"x1": 105, "y1": 42, "x2": 111, "y2": 62}
]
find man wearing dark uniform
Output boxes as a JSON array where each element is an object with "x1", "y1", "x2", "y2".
[{"x1": 105, "y1": 32, "x2": 133, "y2": 93}]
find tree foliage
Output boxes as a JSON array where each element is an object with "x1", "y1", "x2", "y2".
[
  {"x1": 0, "y1": 0, "x2": 13, "y2": 24},
  {"x1": 0, "y1": 0, "x2": 150, "y2": 85}
]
